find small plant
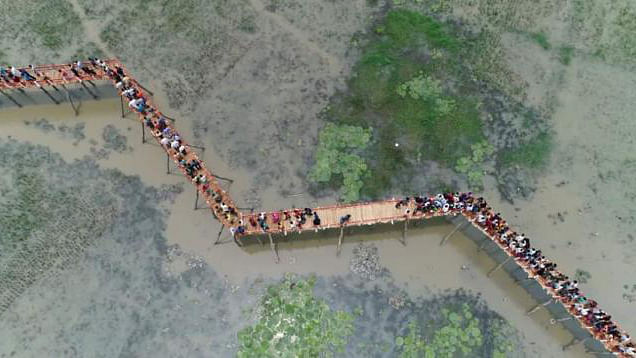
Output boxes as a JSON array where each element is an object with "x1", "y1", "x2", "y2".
[
  {"x1": 558, "y1": 46, "x2": 574, "y2": 65},
  {"x1": 530, "y1": 32, "x2": 551, "y2": 50},
  {"x1": 455, "y1": 141, "x2": 494, "y2": 190}
]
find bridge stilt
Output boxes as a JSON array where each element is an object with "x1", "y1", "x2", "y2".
[
  {"x1": 440, "y1": 221, "x2": 467, "y2": 246},
  {"x1": 487, "y1": 256, "x2": 511, "y2": 277},
  {"x1": 214, "y1": 226, "x2": 224, "y2": 245},
  {"x1": 526, "y1": 299, "x2": 552, "y2": 315},
  {"x1": 400, "y1": 219, "x2": 408, "y2": 246},
  {"x1": 120, "y1": 95, "x2": 126, "y2": 118},
  {"x1": 141, "y1": 122, "x2": 146, "y2": 143},
  {"x1": 269, "y1": 233, "x2": 279, "y2": 264},
  {"x1": 194, "y1": 190, "x2": 199, "y2": 210},
  {"x1": 336, "y1": 227, "x2": 344, "y2": 257},
  {"x1": 166, "y1": 154, "x2": 171, "y2": 174},
  {"x1": 476, "y1": 238, "x2": 490, "y2": 252}
]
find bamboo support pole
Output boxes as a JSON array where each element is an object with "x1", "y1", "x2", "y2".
[
  {"x1": 269, "y1": 233, "x2": 280, "y2": 264},
  {"x1": 440, "y1": 221, "x2": 468, "y2": 246},
  {"x1": 336, "y1": 226, "x2": 345, "y2": 256},
  {"x1": 487, "y1": 256, "x2": 511, "y2": 277},
  {"x1": 527, "y1": 299, "x2": 553, "y2": 315}
]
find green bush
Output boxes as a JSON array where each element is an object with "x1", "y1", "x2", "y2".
[
  {"x1": 308, "y1": 123, "x2": 371, "y2": 202},
  {"x1": 317, "y1": 9, "x2": 487, "y2": 198},
  {"x1": 237, "y1": 275, "x2": 354, "y2": 357},
  {"x1": 455, "y1": 141, "x2": 494, "y2": 190},
  {"x1": 559, "y1": 46, "x2": 574, "y2": 65},
  {"x1": 396, "y1": 303, "x2": 483, "y2": 358},
  {"x1": 530, "y1": 32, "x2": 551, "y2": 50},
  {"x1": 499, "y1": 132, "x2": 552, "y2": 169}
]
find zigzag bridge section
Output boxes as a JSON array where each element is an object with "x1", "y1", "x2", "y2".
[{"x1": 1, "y1": 59, "x2": 634, "y2": 357}]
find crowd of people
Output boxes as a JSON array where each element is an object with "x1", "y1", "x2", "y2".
[
  {"x1": 236, "y1": 192, "x2": 633, "y2": 356},
  {"x1": 0, "y1": 61, "x2": 101, "y2": 90},
  {"x1": 38, "y1": 58, "x2": 242, "y2": 228},
  {"x1": 405, "y1": 192, "x2": 634, "y2": 356},
  {"x1": 5, "y1": 61, "x2": 633, "y2": 356}
]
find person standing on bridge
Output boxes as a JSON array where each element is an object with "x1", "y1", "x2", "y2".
[{"x1": 339, "y1": 214, "x2": 351, "y2": 226}]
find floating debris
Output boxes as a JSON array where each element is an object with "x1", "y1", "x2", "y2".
[{"x1": 350, "y1": 243, "x2": 384, "y2": 281}]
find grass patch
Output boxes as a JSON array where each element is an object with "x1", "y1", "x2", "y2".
[
  {"x1": 319, "y1": 9, "x2": 487, "y2": 199},
  {"x1": 499, "y1": 132, "x2": 552, "y2": 169},
  {"x1": 558, "y1": 46, "x2": 574, "y2": 65},
  {"x1": 25, "y1": 0, "x2": 82, "y2": 50},
  {"x1": 529, "y1": 32, "x2": 551, "y2": 50}
]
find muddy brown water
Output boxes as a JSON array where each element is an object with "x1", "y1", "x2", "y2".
[{"x1": 0, "y1": 98, "x2": 597, "y2": 357}]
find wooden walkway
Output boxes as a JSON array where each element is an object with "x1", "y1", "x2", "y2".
[{"x1": 2, "y1": 59, "x2": 634, "y2": 358}]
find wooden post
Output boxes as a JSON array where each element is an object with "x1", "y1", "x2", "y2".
[
  {"x1": 194, "y1": 190, "x2": 199, "y2": 210},
  {"x1": 476, "y1": 239, "x2": 490, "y2": 252},
  {"x1": 0, "y1": 90, "x2": 22, "y2": 107},
  {"x1": 234, "y1": 236, "x2": 244, "y2": 247},
  {"x1": 120, "y1": 95, "x2": 125, "y2": 118},
  {"x1": 211, "y1": 173, "x2": 234, "y2": 183},
  {"x1": 40, "y1": 87, "x2": 59, "y2": 104},
  {"x1": 487, "y1": 256, "x2": 511, "y2": 277},
  {"x1": 166, "y1": 154, "x2": 171, "y2": 174},
  {"x1": 65, "y1": 88, "x2": 80, "y2": 116},
  {"x1": 400, "y1": 219, "x2": 408, "y2": 246},
  {"x1": 214, "y1": 226, "x2": 224, "y2": 245},
  {"x1": 440, "y1": 221, "x2": 467, "y2": 246},
  {"x1": 526, "y1": 299, "x2": 552, "y2": 315},
  {"x1": 336, "y1": 226, "x2": 344, "y2": 256},
  {"x1": 141, "y1": 122, "x2": 146, "y2": 143},
  {"x1": 269, "y1": 233, "x2": 280, "y2": 264}
]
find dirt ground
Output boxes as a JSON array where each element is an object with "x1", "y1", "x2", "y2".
[{"x1": 1, "y1": 0, "x2": 636, "y2": 357}]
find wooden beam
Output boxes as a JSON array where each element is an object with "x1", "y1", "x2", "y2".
[
  {"x1": 440, "y1": 221, "x2": 467, "y2": 246},
  {"x1": 269, "y1": 233, "x2": 280, "y2": 263},
  {"x1": 336, "y1": 226, "x2": 344, "y2": 256},
  {"x1": 487, "y1": 256, "x2": 511, "y2": 277},
  {"x1": 526, "y1": 299, "x2": 552, "y2": 315}
]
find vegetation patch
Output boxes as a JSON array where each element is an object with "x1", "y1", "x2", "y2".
[
  {"x1": 529, "y1": 31, "x2": 551, "y2": 50},
  {"x1": 558, "y1": 46, "x2": 574, "y2": 65},
  {"x1": 237, "y1": 275, "x2": 354, "y2": 357},
  {"x1": 25, "y1": 0, "x2": 82, "y2": 50},
  {"x1": 308, "y1": 123, "x2": 371, "y2": 202},
  {"x1": 315, "y1": 8, "x2": 543, "y2": 200},
  {"x1": 499, "y1": 132, "x2": 552, "y2": 169}
]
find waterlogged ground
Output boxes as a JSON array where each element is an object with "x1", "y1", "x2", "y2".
[{"x1": 1, "y1": 0, "x2": 636, "y2": 357}]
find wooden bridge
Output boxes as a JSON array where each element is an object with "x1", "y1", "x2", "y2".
[{"x1": 1, "y1": 59, "x2": 633, "y2": 357}]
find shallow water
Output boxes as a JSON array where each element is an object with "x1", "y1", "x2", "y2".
[{"x1": 0, "y1": 102, "x2": 594, "y2": 357}]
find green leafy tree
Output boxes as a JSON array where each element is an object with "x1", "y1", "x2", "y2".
[
  {"x1": 309, "y1": 123, "x2": 372, "y2": 202},
  {"x1": 237, "y1": 275, "x2": 354, "y2": 358}
]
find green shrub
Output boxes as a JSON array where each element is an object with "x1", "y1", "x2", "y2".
[
  {"x1": 309, "y1": 123, "x2": 371, "y2": 202},
  {"x1": 499, "y1": 132, "x2": 552, "y2": 169},
  {"x1": 237, "y1": 275, "x2": 354, "y2": 357},
  {"x1": 530, "y1": 32, "x2": 551, "y2": 50},
  {"x1": 559, "y1": 46, "x2": 574, "y2": 65},
  {"x1": 455, "y1": 141, "x2": 494, "y2": 190},
  {"x1": 396, "y1": 303, "x2": 483, "y2": 358}
]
